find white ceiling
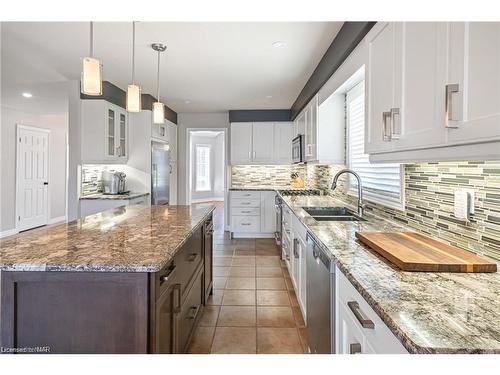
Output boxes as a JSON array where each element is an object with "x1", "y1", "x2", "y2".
[{"x1": 1, "y1": 22, "x2": 343, "y2": 114}]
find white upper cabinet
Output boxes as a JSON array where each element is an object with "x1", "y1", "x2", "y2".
[
  {"x1": 365, "y1": 22, "x2": 398, "y2": 154},
  {"x1": 230, "y1": 122, "x2": 253, "y2": 164},
  {"x1": 82, "y1": 100, "x2": 128, "y2": 163},
  {"x1": 446, "y1": 22, "x2": 500, "y2": 145},
  {"x1": 294, "y1": 94, "x2": 344, "y2": 164},
  {"x1": 230, "y1": 122, "x2": 293, "y2": 165},
  {"x1": 392, "y1": 22, "x2": 448, "y2": 151},
  {"x1": 366, "y1": 22, "x2": 500, "y2": 162},
  {"x1": 273, "y1": 122, "x2": 293, "y2": 164},
  {"x1": 252, "y1": 122, "x2": 275, "y2": 163}
]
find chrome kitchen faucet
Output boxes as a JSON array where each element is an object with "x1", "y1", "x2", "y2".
[{"x1": 331, "y1": 169, "x2": 366, "y2": 216}]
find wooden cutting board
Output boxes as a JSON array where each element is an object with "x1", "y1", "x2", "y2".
[{"x1": 355, "y1": 232, "x2": 497, "y2": 273}]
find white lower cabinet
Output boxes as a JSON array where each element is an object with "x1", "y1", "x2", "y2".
[
  {"x1": 229, "y1": 190, "x2": 276, "y2": 238},
  {"x1": 290, "y1": 214, "x2": 307, "y2": 320},
  {"x1": 336, "y1": 268, "x2": 408, "y2": 354}
]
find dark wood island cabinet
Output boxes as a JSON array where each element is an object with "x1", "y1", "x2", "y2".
[{"x1": 0, "y1": 204, "x2": 214, "y2": 354}]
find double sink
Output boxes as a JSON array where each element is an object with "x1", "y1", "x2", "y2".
[{"x1": 303, "y1": 207, "x2": 365, "y2": 222}]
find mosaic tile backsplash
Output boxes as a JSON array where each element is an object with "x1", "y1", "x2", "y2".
[
  {"x1": 81, "y1": 165, "x2": 126, "y2": 196},
  {"x1": 231, "y1": 161, "x2": 500, "y2": 261}
]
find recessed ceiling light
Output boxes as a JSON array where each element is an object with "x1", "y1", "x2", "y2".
[
  {"x1": 185, "y1": 100, "x2": 191, "y2": 104},
  {"x1": 265, "y1": 95, "x2": 273, "y2": 99},
  {"x1": 272, "y1": 41, "x2": 286, "y2": 48},
  {"x1": 22, "y1": 92, "x2": 33, "y2": 98}
]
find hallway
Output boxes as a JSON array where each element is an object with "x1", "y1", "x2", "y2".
[{"x1": 188, "y1": 202, "x2": 308, "y2": 354}]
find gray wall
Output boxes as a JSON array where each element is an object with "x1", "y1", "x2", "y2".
[
  {"x1": 177, "y1": 112, "x2": 230, "y2": 204},
  {"x1": 0, "y1": 106, "x2": 68, "y2": 234}
]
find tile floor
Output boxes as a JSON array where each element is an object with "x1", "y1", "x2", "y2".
[{"x1": 188, "y1": 202, "x2": 308, "y2": 354}]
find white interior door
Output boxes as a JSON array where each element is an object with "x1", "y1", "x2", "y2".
[{"x1": 17, "y1": 126, "x2": 49, "y2": 231}]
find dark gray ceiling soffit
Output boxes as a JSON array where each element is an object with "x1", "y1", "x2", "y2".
[{"x1": 228, "y1": 109, "x2": 291, "y2": 122}]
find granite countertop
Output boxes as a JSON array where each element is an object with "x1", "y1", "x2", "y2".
[
  {"x1": 279, "y1": 193, "x2": 500, "y2": 354},
  {"x1": 0, "y1": 204, "x2": 215, "y2": 273},
  {"x1": 80, "y1": 192, "x2": 150, "y2": 200},
  {"x1": 229, "y1": 186, "x2": 316, "y2": 191}
]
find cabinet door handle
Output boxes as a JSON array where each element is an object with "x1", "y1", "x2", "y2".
[
  {"x1": 347, "y1": 301, "x2": 375, "y2": 329},
  {"x1": 382, "y1": 111, "x2": 392, "y2": 141},
  {"x1": 173, "y1": 283, "x2": 182, "y2": 313},
  {"x1": 445, "y1": 83, "x2": 460, "y2": 128},
  {"x1": 350, "y1": 343, "x2": 362, "y2": 354},
  {"x1": 390, "y1": 107, "x2": 400, "y2": 139},
  {"x1": 160, "y1": 264, "x2": 176, "y2": 283},
  {"x1": 253, "y1": 151, "x2": 256, "y2": 159},
  {"x1": 248, "y1": 151, "x2": 251, "y2": 159},
  {"x1": 186, "y1": 305, "x2": 200, "y2": 320},
  {"x1": 187, "y1": 253, "x2": 199, "y2": 262},
  {"x1": 293, "y1": 238, "x2": 299, "y2": 258}
]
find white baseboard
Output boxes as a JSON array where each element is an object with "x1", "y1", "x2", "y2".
[
  {"x1": 0, "y1": 228, "x2": 19, "y2": 239},
  {"x1": 48, "y1": 216, "x2": 67, "y2": 225}
]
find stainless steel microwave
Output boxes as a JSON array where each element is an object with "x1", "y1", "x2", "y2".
[{"x1": 292, "y1": 134, "x2": 305, "y2": 164}]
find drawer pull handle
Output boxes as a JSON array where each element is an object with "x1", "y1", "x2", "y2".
[
  {"x1": 188, "y1": 253, "x2": 199, "y2": 262},
  {"x1": 347, "y1": 301, "x2": 375, "y2": 329},
  {"x1": 293, "y1": 238, "x2": 299, "y2": 258},
  {"x1": 350, "y1": 343, "x2": 362, "y2": 354},
  {"x1": 187, "y1": 305, "x2": 200, "y2": 320},
  {"x1": 241, "y1": 210, "x2": 251, "y2": 213},
  {"x1": 241, "y1": 202, "x2": 251, "y2": 205},
  {"x1": 241, "y1": 223, "x2": 251, "y2": 226},
  {"x1": 160, "y1": 264, "x2": 177, "y2": 283}
]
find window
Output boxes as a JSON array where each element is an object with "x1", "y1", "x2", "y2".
[
  {"x1": 346, "y1": 81, "x2": 404, "y2": 209},
  {"x1": 195, "y1": 145, "x2": 211, "y2": 192}
]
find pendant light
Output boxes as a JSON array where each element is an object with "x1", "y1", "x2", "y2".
[
  {"x1": 127, "y1": 22, "x2": 142, "y2": 112},
  {"x1": 81, "y1": 21, "x2": 103, "y2": 96},
  {"x1": 151, "y1": 43, "x2": 167, "y2": 124}
]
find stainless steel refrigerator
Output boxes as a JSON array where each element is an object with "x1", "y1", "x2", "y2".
[{"x1": 151, "y1": 141, "x2": 171, "y2": 205}]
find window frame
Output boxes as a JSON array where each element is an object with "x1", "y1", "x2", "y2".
[
  {"x1": 345, "y1": 81, "x2": 405, "y2": 211},
  {"x1": 194, "y1": 144, "x2": 212, "y2": 192}
]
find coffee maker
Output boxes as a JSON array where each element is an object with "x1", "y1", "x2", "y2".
[{"x1": 102, "y1": 171, "x2": 127, "y2": 195}]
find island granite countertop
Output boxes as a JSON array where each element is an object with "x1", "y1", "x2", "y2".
[
  {"x1": 280, "y1": 193, "x2": 500, "y2": 354},
  {"x1": 80, "y1": 192, "x2": 150, "y2": 200},
  {"x1": 0, "y1": 203, "x2": 215, "y2": 273}
]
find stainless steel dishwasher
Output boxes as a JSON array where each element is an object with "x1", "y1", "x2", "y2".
[{"x1": 306, "y1": 232, "x2": 335, "y2": 354}]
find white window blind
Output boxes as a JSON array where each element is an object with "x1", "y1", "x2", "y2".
[
  {"x1": 346, "y1": 81, "x2": 404, "y2": 209},
  {"x1": 195, "y1": 145, "x2": 211, "y2": 192}
]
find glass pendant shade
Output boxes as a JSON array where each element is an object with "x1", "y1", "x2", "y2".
[
  {"x1": 81, "y1": 57, "x2": 102, "y2": 96},
  {"x1": 153, "y1": 102, "x2": 165, "y2": 124},
  {"x1": 126, "y1": 84, "x2": 141, "y2": 112}
]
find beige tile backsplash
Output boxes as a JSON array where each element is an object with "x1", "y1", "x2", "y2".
[{"x1": 231, "y1": 162, "x2": 500, "y2": 261}]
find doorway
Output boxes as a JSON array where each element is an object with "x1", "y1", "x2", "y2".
[
  {"x1": 187, "y1": 130, "x2": 226, "y2": 204},
  {"x1": 16, "y1": 125, "x2": 50, "y2": 232}
]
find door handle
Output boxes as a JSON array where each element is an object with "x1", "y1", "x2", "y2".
[
  {"x1": 445, "y1": 83, "x2": 460, "y2": 128},
  {"x1": 382, "y1": 111, "x2": 392, "y2": 141},
  {"x1": 43, "y1": 182, "x2": 49, "y2": 185},
  {"x1": 347, "y1": 301, "x2": 375, "y2": 329},
  {"x1": 173, "y1": 283, "x2": 182, "y2": 313},
  {"x1": 390, "y1": 108, "x2": 400, "y2": 139}
]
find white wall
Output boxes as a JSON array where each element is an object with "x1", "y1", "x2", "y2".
[
  {"x1": 0, "y1": 106, "x2": 68, "y2": 234},
  {"x1": 177, "y1": 112, "x2": 230, "y2": 204},
  {"x1": 190, "y1": 132, "x2": 225, "y2": 202}
]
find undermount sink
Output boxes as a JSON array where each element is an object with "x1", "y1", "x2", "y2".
[{"x1": 302, "y1": 207, "x2": 366, "y2": 222}]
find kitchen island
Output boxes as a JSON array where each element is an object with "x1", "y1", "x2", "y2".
[{"x1": 0, "y1": 203, "x2": 215, "y2": 354}]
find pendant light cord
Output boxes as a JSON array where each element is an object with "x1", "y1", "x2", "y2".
[
  {"x1": 90, "y1": 21, "x2": 94, "y2": 57},
  {"x1": 156, "y1": 50, "x2": 161, "y2": 101},
  {"x1": 132, "y1": 21, "x2": 136, "y2": 84}
]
